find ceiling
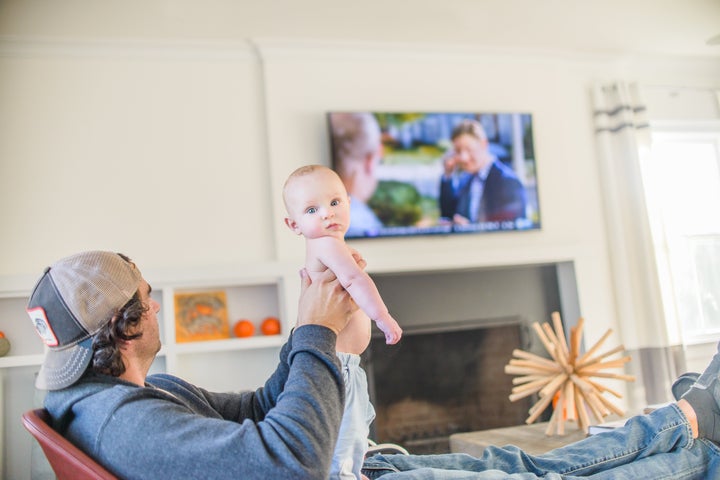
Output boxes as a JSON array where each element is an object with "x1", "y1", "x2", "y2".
[{"x1": 1, "y1": 0, "x2": 718, "y2": 58}]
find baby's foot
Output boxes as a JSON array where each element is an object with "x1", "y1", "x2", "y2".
[{"x1": 682, "y1": 344, "x2": 720, "y2": 443}]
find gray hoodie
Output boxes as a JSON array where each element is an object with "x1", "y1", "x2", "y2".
[{"x1": 43, "y1": 325, "x2": 344, "y2": 479}]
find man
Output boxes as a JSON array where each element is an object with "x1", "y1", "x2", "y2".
[
  {"x1": 329, "y1": 112, "x2": 384, "y2": 237},
  {"x1": 28, "y1": 251, "x2": 720, "y2": 479},
  {"x1": 26, "y1": 250, "x2": 357, "y2": 479},
  {"x1": 439, "y1": 119, "x2": 527, "y2": 224}
]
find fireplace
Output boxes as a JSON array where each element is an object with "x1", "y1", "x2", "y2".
[
  {"x1": 362, "y1": 263, "x2": 577, "y2": 453},
  {"x1": 361, "y1": 319, "x2": 540, "y2": 453}
]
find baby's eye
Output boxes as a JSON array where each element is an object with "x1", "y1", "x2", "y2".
[
  {"x1": 306, "y1": 207, "x2": 317, "y2": 214},
  {"x1": 330, "y1": 199, "x2": 339, "y2": 206}
]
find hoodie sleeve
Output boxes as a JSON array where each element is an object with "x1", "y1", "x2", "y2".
[{"x1": 87, "y1": 325, "x2": 345, "y2": 480}]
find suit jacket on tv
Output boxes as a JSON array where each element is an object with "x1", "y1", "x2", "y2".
[{"x1": 439, "y1": 161, "x2": 527, "y2": 223}]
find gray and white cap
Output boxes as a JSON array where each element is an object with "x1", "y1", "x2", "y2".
[{"x1": 26, "y1": 251, "x2": 142, "y2": 390}]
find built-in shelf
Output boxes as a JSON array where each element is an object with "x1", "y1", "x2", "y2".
[{"x1": 0, "y1": 354, "x2": 45, "y2": 369}]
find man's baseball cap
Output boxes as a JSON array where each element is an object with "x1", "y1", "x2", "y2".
[{"x1": 26, "y1": 251, "x2": 142, "y2": 390}]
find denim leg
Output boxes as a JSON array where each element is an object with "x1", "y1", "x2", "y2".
[
  {"x1": 583, "y1": 439, "x2": 719, "y2": 480},
  {"x1": 362, "y1": 404, "x2": 716, "y2": 479}
]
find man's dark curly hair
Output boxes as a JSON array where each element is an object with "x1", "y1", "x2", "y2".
[{"x1": 90, "y1": 253, "x2": 148, "y2": 377}]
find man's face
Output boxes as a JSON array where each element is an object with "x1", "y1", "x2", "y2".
[
  {"x1": 452, "y1": 133, "x2": 488, "y2": 173},
  {"x1": 136, "y1": 279, "x2": 162, "y2": 356}
]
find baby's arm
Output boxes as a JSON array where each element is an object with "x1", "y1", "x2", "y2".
[{"x1": 312, "y1": 238, "x2": 402, "y2": 344}]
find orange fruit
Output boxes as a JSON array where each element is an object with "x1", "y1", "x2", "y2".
[
  {"x1": 233, "y1": 320, "x2": 255, "y2": 338},
  {"x1": 195, "y1": 304, "x2": 214, "y2": 316},
  {"x1": 261, "y1": 317, "x2": 281, "y2": 336}
]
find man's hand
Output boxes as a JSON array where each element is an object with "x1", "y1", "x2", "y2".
[
  {"x1": 296, "y1": 268, "x2": 357, "y2": 335},
  {"x1": 453, "y1": 213, "x2": 470, "y2": 225},
  {"x1": 442, "y1": 151, "x2": 458, "y2": 176}
]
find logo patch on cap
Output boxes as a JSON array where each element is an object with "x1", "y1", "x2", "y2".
[{"x1": 27, "y1": 307, "x2": 59, "y2": 347}]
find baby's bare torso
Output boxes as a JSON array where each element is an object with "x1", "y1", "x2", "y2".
[{"x1": 306, "y1": 264, "x2": 372, "y2": 355}]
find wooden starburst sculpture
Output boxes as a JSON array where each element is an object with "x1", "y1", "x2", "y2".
[{"x1": 504, "y1": 312, "x2": 636, "y2": 435}]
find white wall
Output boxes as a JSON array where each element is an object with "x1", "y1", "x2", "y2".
[
  {"x1": 2, "y1": 33, "x2": 720, "y2": 351},
  {"x1": 0, "y1": 38, "x2": 274, "y2": 275}
]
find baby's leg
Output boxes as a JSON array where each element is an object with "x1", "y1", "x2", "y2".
[{"x1": 331, "y1": 352, "x2": 376, "y2": 480}]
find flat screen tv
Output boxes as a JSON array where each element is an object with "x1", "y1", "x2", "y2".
[{"x1": 327, "y1": 111, "x2": 541, "y2": 239}]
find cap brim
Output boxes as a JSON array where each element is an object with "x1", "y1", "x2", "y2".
[{"x1": 36, "y1": 338, "x2": 93, "y2": 390}]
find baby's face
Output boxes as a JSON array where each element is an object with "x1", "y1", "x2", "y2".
[{"x1": 286, "y1": 169, "x2": 351, "y2": 240}]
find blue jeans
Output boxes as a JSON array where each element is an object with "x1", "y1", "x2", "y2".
[{"x1": 362, "y1": 404, "x2": 720, "y2": 479}]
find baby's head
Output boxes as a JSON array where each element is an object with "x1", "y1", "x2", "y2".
[{"x1": 283, "y1": 165, "x2": 351, "y2": 239}]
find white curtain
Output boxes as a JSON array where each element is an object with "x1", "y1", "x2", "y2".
[{"x1": 592, "y1": 81, "x2": 685, "y2": 410}]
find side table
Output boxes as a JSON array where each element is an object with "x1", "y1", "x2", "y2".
[{"x1": 449, "y1": 421, "x2": 589, "y2": 457}]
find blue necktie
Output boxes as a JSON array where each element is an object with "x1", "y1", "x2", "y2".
[{"x1": 468, "y1": 173, "x2": 485, "y2": 223}]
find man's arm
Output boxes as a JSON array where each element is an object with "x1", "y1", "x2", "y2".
[
  {"x1": 91, "y1": 269, "x2": 354, "y2": 480},
  {"x1": 95, "y1": 326, "x2": 345, "y2": 480}
]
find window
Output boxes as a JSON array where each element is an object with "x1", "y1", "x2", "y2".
[{"x1": 642, "y1": 128, "x2": 720, "y2": 344}]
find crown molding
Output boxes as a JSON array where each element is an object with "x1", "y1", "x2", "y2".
[{"x1": 0, "y1": 36, "x2": 256, "y2": 61}]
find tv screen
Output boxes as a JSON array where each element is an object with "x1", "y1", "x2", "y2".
[{"x1": 327, "y1": 111, "x2": 541, "y2": 239}]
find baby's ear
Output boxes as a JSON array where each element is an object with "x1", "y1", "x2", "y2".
[{"x1": 284, "y1": 217, "x2": 302, "y2": 235}]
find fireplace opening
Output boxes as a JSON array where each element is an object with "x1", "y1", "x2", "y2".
[{"x1": 361, "y1": 318, "x2": 548, "y2": 454}]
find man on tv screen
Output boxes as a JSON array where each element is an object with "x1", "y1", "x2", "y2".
[{"x1": 439, "y1": 119, "x2": 527, "y2": 225}]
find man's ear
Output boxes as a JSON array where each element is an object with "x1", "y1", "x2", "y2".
[
  {"x1": 284, "y1": 217, "x2": 302, "y2": 235},
  {"x1": 363, "y1": 150, "x2": 377, "y2": 174}
]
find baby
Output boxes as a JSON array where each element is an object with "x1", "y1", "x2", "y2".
[{"x1": 282, "y1": 164, "x2": 402, "y2": 479}]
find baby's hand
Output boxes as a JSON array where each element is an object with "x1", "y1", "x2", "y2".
[{"x1": 376, "y1": 314, "x2": 402, "y2": 345}]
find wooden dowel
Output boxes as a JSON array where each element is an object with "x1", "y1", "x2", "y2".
[
  {"x1": 551, "y1": 311, "x2": 570, "y2": 358},
  {"x1": 509, "y1": 359, "x2": 563, "y2": 373},
  {"x1": 585, "y1": 378, "x2": 623, "y2": 398},
  {"x1": 578, "y1": 389, "x2": 606, "y2": 424},
  {"x1": 512, "y1": 349, "x2": 561, "y2": 369},
  {"x1": 569, "y1": 373, "x2": 594, "y2": 393},
  {"x1": 532, "y1": 322, "x2": 560, "y2": 364},
  {"x1": 539, "y1": 373, "x2": 568, "y2": 398},
  {"x1": 542, "y1": 323, "x2": 569, "y2": 368},
  {"x1": 564, "y1": 380, "x2": 576, "y2": 421},
  {"x1": 510, "y1": 379, "x2": 553, "y2": 401},
  {"x1": 512, "y1": 377, "x2": 553, "y2": 394},
  {"x1": 512, "y1": 374, "x2": 547, "y2": 385},
  {"x1": 595, "y1": 391, "x2": 626, "y2": 417},
  {"x1": 505, "y1": 365, "x2": 557, "y2": 376},
  {"x1": 545, "y1": 400, "x2": 560, "y2": 436},
  {"x1": 526, "y1": 391, "x2": 556, "y2": 424},
  {"x1": 577, "y1": 356, "x2": 631, "y2": 373},
  {"x1": 510, "y1": 388, "x2": 544, "y2": 402},
  {"x1": 555, "y1": 388, "x2": 566, "y2": 435},
  {"x1": 576, "y1": 345, "x2": 625, "y2": 369},
  {"x1": 576, "y1": 329, "x2": 613, "y2": 365},
  {"x1": 573, "y1": 317, "x2": 585, "y2": 345},
  {"x1": 569, "y1": 327, "x2": 579, "y2": 366},
  {"x1": 584, "y1": 371, "x2": 636, "y2": 382},
  {"x1": 574, "y1": 388, "x2": 590, "y2": 433}
]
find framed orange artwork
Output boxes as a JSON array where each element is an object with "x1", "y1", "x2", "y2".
[{"x1": 174, "y1": 291, "x2": 230, "y2": 343}]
